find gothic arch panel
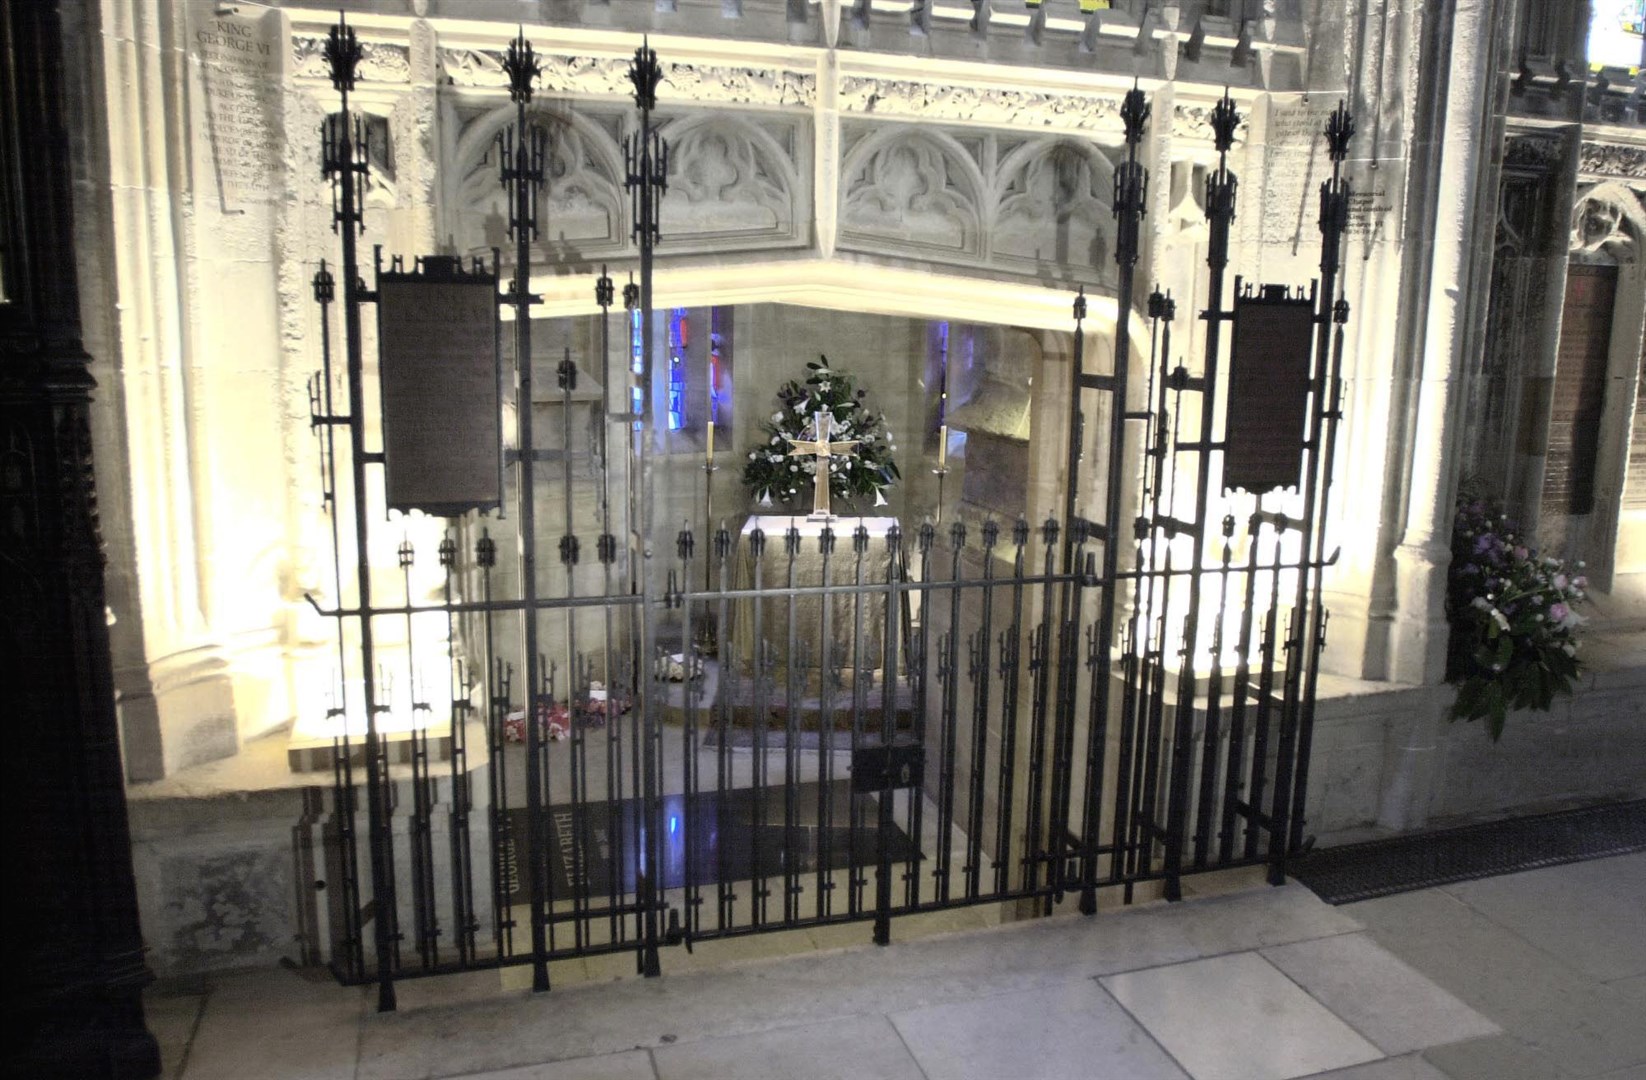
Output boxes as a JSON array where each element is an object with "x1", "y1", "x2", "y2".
[
  {"x1": 446, "y1": 102, "x2": 627, "y2": 264},
  {"x1": 839, "y1": 128, "x2": 984, "y2": 261},
  {"x1": 990, "y1": 138, "x2": 1117, "y2": 284},
  {"x1": 657, "y1": 113, "x2": 807, "y2": 251}
]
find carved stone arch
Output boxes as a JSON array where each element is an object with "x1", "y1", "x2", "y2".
[
  {"x1": 1569, "y1": 181, "x2": 1646, "y2": 265},
  {"x1": 991, "y1": 138, "x2": 1117, "y2": 283},
  {"x1": 838, "y1": 127, "x2": 985, "y2": 261},
  {"x1": 656, "y1": 112, "x2": 804, "y2": 250},
  {"x1": 445, "y1": 102, "x2": 627, "y2": 263}
]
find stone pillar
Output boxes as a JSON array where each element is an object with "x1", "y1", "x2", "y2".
[
  {"x1": 1380, "y1": 0, "x2": 1511, "y2": 828},
  {"x1": 0, "y1": 0, "x2": 162, "y2": 1073},
  {"x1": 1388, "y1": 0, "x2": 1505, "y2": 686}
]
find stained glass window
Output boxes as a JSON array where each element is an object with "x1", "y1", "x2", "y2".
[
  {"x1": 667, "y1": 308, "x2": 688, "y2": 431},
  {"x1": 629, "y1": 307, "x2": 644, "y2": 421},
  {"x1": 1590, "y1": 0, "x2": 1646, "y2": 70}
]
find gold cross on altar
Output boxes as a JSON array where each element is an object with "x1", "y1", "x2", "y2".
[{"x1": 787, "y1": 408, "x2": 859, "y2": 518}]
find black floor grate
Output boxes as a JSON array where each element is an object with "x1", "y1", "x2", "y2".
[{"x1": 1289, "y1": 799, "x2": 1646, "y2": 905}]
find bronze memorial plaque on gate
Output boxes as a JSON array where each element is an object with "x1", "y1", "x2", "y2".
[
  {"x1": 1222, "y1": 286, "x2": 1317, "y2": 495},
  {"x1": 377, "y1": 261, "x2": 502, "y2": 516}
]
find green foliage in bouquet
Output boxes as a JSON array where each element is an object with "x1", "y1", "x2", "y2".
[
  {"x1": 740, "y1": 356, "x2": 901, "y2": 510},
  {"x1": 1446, "y1": 485, "x2": 1587, "y2": 741}
]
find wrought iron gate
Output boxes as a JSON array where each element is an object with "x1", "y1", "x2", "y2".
[{"x1": 307, "y1": 20, "x2": 1357, "y2": 1012}]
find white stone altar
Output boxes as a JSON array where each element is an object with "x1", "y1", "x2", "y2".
[{"x1": 729, "y1": 514, "x2": 900, "y2": 678}]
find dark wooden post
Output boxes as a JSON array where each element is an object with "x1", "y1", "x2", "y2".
[{"x1": 0, "y1": 0, "x2": 162, "y2": 1075}]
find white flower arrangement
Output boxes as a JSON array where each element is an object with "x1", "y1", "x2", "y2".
[{"x1": 740, "y1": 355, "x2": 900, "y2": 510}]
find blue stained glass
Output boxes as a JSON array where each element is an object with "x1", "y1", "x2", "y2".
[
  {"x1": 667, "y1": 308, "x2": 687, "y2": 432},
  {"x1": 629, "y1": 308, "x2": 644, "y2": 426}
]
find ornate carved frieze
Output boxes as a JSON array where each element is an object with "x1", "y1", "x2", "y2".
[
  {"x1": 437, "y1": 48, "x2": 815, "y2": 108},
  {"x1": 1172, "y1": 102, "x2": 1252, "y2": 142},
  {"x1": 664, "y1": 63, "x2": 815, "y2": 108},
  {"x1": 1503, "y1": 133, "x2": 1564, "y2": 172},
  {"x1": 440, "y1": 49, "x2": 629, "y2": 95},
  {"x1": 839, "y1": 76, "x2": 1124, "y2": 135},
  {"x1": 1579, "y1": 140, "x2": 1646, "y2": 180},
  {"x1": 291, "y1": 36, "x2": 410, "y2": 83}
]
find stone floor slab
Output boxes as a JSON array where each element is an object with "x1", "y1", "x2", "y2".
[
  {"x1": 1262, "y1": 933, "x2": 1499, "y2": 1054},
  {"x1": 650, "y1": 1014, "x2": 923, "y2": 1080},
  {"x1": 1300, "y1": 1055, "x2": 1450, "y2": 1080},
  {"x1": 1350, "y1": 887, "x2": 1646, "y2": 1077},
  {"x1": 1161, "y1": 884, "x2": 1364, "y2": 957},
  {"x1": 442, "y1": 1049, "x2": 658, "y2": 1080},
  {"x1": 1102, "y1": 952, "x2": 1382, "y2": 1080},
  {"x1": 1595, "y1": 1066, "x2": 1646, "y2": 1080},
  {"x1": 182, "y1": 970, "x2": 366, "y2": 1080},
  {"x1": 890, "y1": 978, "x2": 1189, "y2": 1080},
  {"x1": 1609, "y1": 973, "x2": 1646, "y2": 1005},
  {"x1": 1418, "y1": 1034, "x2": 1574, "y2": 1080},
  {"x1": 1440, "y1": 854, "x2": 1646, "y2": 984},
  {"x1": 143, "y1": 992, "x2": 204, "y2": 1080}
]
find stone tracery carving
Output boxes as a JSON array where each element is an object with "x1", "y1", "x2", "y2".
[
  {"x1": 660, "y1": 117, "x2": 799, "y2": 244},
  {"x1": 841, "y1": 132, "x2": 982, "y2": 256},
  {"x1": 452, "y1": 110, "x2": 625, "y2": 259},
  {"x1": 839, "y1": 76, "x2": 1124, "y2": 134},
  {"x1": 993, "y1": 141, "x2": 1115, "y2": 277}
]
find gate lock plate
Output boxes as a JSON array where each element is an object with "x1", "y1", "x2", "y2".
[{"x1": 851, "y1": 742, "x2": 926, "y2": 794}]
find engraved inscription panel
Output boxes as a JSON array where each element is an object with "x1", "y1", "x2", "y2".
[
  {"x1": 191, "y1": 8, "x2": 278, "y2": 208},
  {"x1": 1260, "y1": 99, "x2": 1395, "y2": 249},
  {"x1": 378, "y1": 277, "x2": 502, "y2": 515},
  {"x1": 1223, "y1": 293, "x2": 1316, "y2": 495}
]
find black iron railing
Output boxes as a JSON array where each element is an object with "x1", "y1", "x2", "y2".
[{"x1": 307, "y1": 16, "x2": 1354, "y2": 1008}]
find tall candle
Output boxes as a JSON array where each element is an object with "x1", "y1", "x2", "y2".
[
  {"x1": 706, "y1": 418, "x2": 715, "y2": 459},
  {"x1": 938, "y1": 424, "x2": 948, "y2": 467}
]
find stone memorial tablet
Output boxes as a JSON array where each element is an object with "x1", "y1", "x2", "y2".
[
  {"x1": 191, "y1": 7, "x2": 278, "y2": 209},
  {"x1": 1223, "y1": 287, "x2": 1317, "y2": 495},
  {"x1": 1260, "y1": 98, "x2": 1397, "y2": 250},
  {"x1": 377, "y1": 265, "x2": 502, "y2": 515}
]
